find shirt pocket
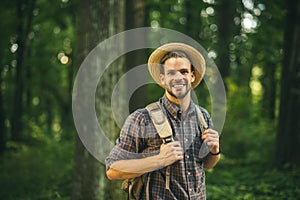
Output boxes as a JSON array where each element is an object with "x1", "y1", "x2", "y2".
[{"x1": 145, "y1": 135, "x2": 162, "y2": 153}]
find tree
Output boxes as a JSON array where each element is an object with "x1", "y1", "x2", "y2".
[
  {"x1": 184, "y1": 0, "x2": 203, "y2": 40},
  {"x1": 0, "y1": 66, "x2": 5, "y2": 154},
  {"x1": 71, "y1": 0, "x2": 125, "y2": 199},
  {"x1": 274, "y1": 0, "x2": 300, "y2": 167},
  {"x1": 11, "y1": 0, "x2": 36, "y2": 141},
  {"x1": 249, "y1": 1, "x2": 284, "y2": 120},
  {"x1": 0, "y1": 0, "x2": 16, "y2": 153},
  {"x1": 125, "y1": 0, "x2": 149, "y2": 113},
  {"x1": 215, "y1": 0, "x2": 236, "y2": 80}
]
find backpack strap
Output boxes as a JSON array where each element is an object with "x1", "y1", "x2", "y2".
[
  {"x1": 195, "y1": 106, "x2": 208, "y2": 133},
  {"x1": 195, "y1": 106, "x2": 212, "y2": 158},
  {"x1": 146, "y1": 101, "x2": 173, "y2": 190},
  {"x1": 145, "y1": 174, "x2": 150, "y2": 200},
  {"x1": 146, "y1": 102, "x2": 174, "y2": 144}
]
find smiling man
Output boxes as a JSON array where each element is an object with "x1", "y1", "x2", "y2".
[{"x1": 105, "y1": 43, "x2": 221, "y2": 200}]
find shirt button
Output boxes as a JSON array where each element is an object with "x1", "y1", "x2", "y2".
[
  {"x1": 189, "y1": 188, "x2": 192, "y2": 192},
  {"x1": 187, "y1": 171, "x2": 191, "y2": 175},
  {"x1": 186, "y1": 155, "x2": 189, "y2": 158},
  {"x1": 185, "y1": 138, "x2": 188, "y2": 142}
]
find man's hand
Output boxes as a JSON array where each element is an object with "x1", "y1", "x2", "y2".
[
  {"x1": 159, "y1": 141, "x2": 183, "y2": 166},
  {"x1": 201, "y1": 129, "x2": 220, "y2": 154},
  {"x1": 107, "y1": 141, "x2": 184, "y2": 180}
]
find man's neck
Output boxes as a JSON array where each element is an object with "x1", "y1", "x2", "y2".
[{"x1": 165, "y1": 91, "x2": 191, "y2": 114}]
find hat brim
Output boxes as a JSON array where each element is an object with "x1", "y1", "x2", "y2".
[{"x1": 148, "y1": 43, "x2": 206, "y2": 89}]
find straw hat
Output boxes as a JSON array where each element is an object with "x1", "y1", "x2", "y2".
[{"x1": 148, "y1": 43, "x2": 206, "y2": 89}]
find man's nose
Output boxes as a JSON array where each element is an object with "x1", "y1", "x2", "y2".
[{"x1": 174, "y1": 72, "x2": 184, "y2": 80}]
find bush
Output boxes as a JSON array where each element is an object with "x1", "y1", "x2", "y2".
[
  {"x1": 0, "y1": 139, "x2": 73, "y2": 200},
  {"x1": 206, "y1": 156, "x2": 300, "y2": 200}
]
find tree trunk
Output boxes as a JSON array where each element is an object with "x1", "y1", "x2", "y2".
[
  {"x1": 261, "y1": 61, "x2": 277, "y2": 119},
  {"x1": 71, "y1": 0, "x2": 125, "y2": 199},
  {"x1": 185, "y1": 0, "x2": 202, "y2": 40},
  {"x1": 11, "y1": 0, "x2": 36, "y2": 141},
  {"x1": 215, "y1": 0, "x2": 235, "y2": 80},
  {"x1": 0, "y1": 67, "x2": 5, "y2": 154},
  {"x1": 125, "y1": 0, "x2": 148, "y2": 113},
  {"x1": 274, "y1": 0, "x2": 300, "y2": 167}
]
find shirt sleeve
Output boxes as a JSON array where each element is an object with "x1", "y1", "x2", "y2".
[{"x1": 105, "y1": 109, "x2": 148, "y2": 171}]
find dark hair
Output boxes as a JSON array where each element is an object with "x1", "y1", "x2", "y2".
[{"x1": 159, "y1": 50, "x2": 194, "y2": 74}]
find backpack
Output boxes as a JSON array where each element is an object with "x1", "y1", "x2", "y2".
[{"x1": 121, "y1": 101, "x2": 208, "y2": 200}]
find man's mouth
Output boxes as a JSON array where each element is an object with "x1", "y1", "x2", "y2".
[{"x1": 173, "y1": 84, "x2": 185, "y2": 88}]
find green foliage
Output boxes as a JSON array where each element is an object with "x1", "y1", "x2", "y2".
[
  {"x1": 206, "y1": 157, "x2": 300, "y2": 200},
  {"x1": 0, "y1": 139, "x2": 74, "y2": 200},
  {"x1": 206, "y1": 74, "x2": 300, "y2": 199},
  {"x1": 1, "y1": 0, "x2": 298, "y2": 199},
  {"x1": 222, "y1": 79, "x2": 276, "y2": 161}
]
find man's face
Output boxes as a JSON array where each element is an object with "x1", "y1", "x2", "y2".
[{"x1": 160, "y1": 57, "x2": 195, "y2": 100}]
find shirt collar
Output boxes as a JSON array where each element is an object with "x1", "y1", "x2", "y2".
[{"x1": 160, "y1": 94, "x2": 196, "y2": 119}]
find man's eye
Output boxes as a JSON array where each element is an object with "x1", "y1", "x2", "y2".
[
  {"x1": 181, "y1": 70, "x2": 188, "y2": 74},
  {"x1": 168, "y1": 71, "x2": 175, "y2": 75}
]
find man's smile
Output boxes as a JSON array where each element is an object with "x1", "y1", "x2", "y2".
[{"x1": 172, "y1": 84, "x2": 185, "y2": 89}]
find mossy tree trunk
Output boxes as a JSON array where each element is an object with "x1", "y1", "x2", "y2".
[{"x1": 71, "y1": 0, "x2": 125, "y2": 199}]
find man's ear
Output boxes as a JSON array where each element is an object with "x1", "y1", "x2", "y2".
[
  {"x1": 191, "y1": 71, "x2": 195, "y2": 83},
  {"x1": 160, "y1": 73, "x2": 165, "y2": 85}
]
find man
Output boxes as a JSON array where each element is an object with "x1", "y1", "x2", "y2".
[{"x1": 106, "y1": 43, "x2": 220, "y2": 199}]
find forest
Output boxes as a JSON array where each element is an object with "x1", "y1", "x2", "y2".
[{"x1": 0, "y1": 0, "x2": 299, "y2": 199}]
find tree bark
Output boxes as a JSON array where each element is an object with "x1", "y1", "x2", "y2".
[
  {"x1": 125, "y1": 0, "x2": 148, "y2": 113},
  {"x1": 185, "y1": 0, "x2": 202, "y2": 40},
  {"x1": 11, "y1": 0, "x2": 36, "y2": 141},
  {"x1": 215, "y1": 0, "x2": 235, "y2": 80},
  {"x1": 261, "y1": 61, "x2": 277, "y2": 119},
  {"x1": 274, "y1": 0, "x2": 300, "y2": 167},
  {"x1": 71, "y1": 0, "x2": 125, "y2": 199},
  {"x1": 0, "y1": 67, "x2": 5, "y2": 154}
]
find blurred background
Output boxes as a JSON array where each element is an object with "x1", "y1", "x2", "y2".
[{"x1": 0, "y1": 0, "x2": 299, "y2": 199}]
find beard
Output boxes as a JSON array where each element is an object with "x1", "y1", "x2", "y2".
[{"x1": 166, "y1": 80, "x2": 192, "y2": 100}]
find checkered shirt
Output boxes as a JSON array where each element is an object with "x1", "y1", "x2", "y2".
[{"x1": 106, "y1": 95, "x2": 213, "y2": 200}]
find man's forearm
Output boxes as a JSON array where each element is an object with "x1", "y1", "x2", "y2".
[
  {"x1": 106, "y1": 154, "x2": 163, "y2": 180},
  {"x1": 106, "y1": 168, "x2": 143, "y2": 180},
  {"x1": 107, "y1": 141, "x2": 184, "y2": 180},
  {"x1": 203, "y1": 154, "x2": 220, "y2": 169}
]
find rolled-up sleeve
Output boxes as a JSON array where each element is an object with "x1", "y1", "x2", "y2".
[{"x1": 105, "y1": 109, "x2": 148, "y2": 171}]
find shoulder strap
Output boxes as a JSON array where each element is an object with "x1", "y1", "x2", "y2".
[
  {"x1": 145, "y1": 101, "x2": 172, "y2": 190},
  {"x1": 195, "y1": 106, "x2": 208, "y2": 132},
  {"x1": 146, "y1": 102, "x2": 173, "y2": 143},
  {"x1": 196, "y1": 106, "x2": 212, "y2": 158},
  {"x1": 146, "y1": 102, "x2": 208, "y2": 138}
]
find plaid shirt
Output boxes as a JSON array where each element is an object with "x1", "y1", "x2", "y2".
[{"x1": 106, "y1": 95, "x2": 213, "y2": 200}]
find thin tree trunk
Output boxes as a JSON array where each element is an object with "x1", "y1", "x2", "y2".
[
  {"x1": 0, "y1": 67, "x2": 5, "y2": 154},
  {"x1": 274, "y1": 0, "x2": 300, "y2": 167},
  {"x1": 185, "y1": 0, "x2": 202, "y2": 40},
  {"x1": 261, "y1": 61, "x2": 277, "y2": 119},
  {"x1": 11, "y1": 0, "x2": 36, "y2": 141},
  {"x1": 215, "y1": 0, "x2": 235, "y2": 80}
]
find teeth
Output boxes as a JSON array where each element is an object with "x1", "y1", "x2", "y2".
[{"x1": 173, "y1": 84, "x2": 184, "y2": 88}]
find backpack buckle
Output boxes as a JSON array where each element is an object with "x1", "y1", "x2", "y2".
[{"x1": 162, "y1": 136, "x2": 173, "y2": 144}]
